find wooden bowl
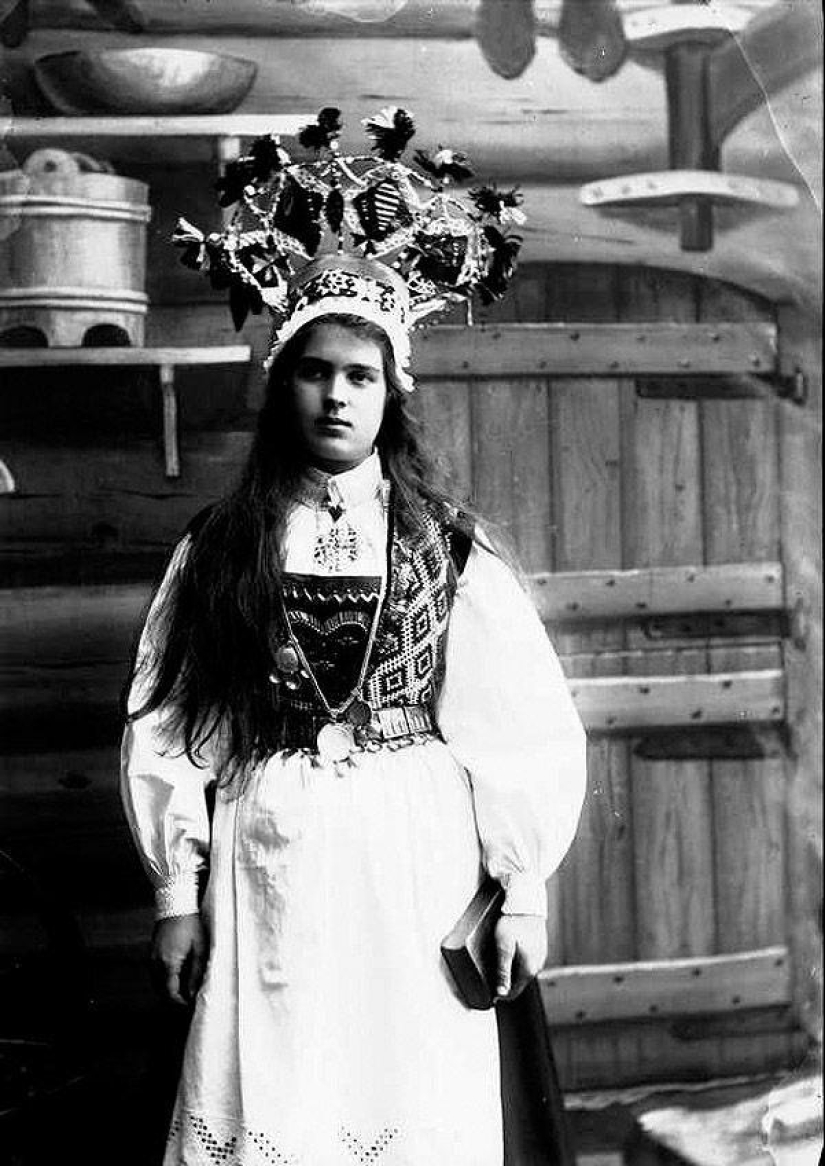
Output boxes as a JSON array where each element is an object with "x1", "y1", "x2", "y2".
[{"x1": 33, "y1": 48, "x2": 257, "y2": 116}]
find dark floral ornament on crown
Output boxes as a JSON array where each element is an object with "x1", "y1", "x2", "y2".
[{"x1": 171, "y1": 106, "x2": 525, "y2": 384}]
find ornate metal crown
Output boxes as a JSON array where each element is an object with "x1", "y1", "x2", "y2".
[{"x1": 172, "y1": 106, "x2": 525, "y2": 340}]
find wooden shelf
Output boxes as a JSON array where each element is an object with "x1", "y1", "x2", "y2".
[
  {"x1": 0, "y1": 345, "x2": 251, "y2": 369},
  {"x1": 5, "y1": 115, "x2": 307, "y2": 141},
  {"x1": 5, "y1": 116, "x2": 310, "y2": 165},
  {"x1": 0, "y1": 346, "x2": 252, "y2": 477}
]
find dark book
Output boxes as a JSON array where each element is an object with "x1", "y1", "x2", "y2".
[{"x1": 441, "y1": 876, "x2": 505, "y2": 1010}]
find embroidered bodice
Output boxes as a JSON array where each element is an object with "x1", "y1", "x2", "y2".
[
  {"x1": 274, "y1": 507, "x2": 465, "y2": 751},
  {"x1": 281, "y1": 573, "x2": 381, "y2": 709}
]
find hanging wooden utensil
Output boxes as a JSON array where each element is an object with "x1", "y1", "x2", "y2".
[
  {"x1": 558, "y1": 0, "x2": 627, "y2": 82},
  {"x1": 476, "y1": 0, "x2": 536, "y2": 80}
]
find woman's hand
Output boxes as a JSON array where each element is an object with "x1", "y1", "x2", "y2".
[
  {"x1": 152, "y1": 913, "x2": 207, "y2": 1006},
  {"x1": 494, "y1": 915, "x2": 547, "y2": 1001}
]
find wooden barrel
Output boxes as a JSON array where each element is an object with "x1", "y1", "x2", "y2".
[{"x1": 0, "y1": 149, "x2": 151, "y2": 347}]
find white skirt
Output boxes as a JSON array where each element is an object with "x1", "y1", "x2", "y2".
[{"x1": 164, "y1": 738, "x2": 503, "y2": 1166}]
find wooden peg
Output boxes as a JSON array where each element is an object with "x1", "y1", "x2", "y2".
[
  {"x1": 159, "y1": 363, "x2": 180, "y2": 479},
  {"x1": 665, "y1": 43, "x2": 717, "y2": 251}
]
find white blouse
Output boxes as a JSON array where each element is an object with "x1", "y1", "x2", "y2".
[{"x1": 121, "y1": 453, "x2": 586, "y2": 920}]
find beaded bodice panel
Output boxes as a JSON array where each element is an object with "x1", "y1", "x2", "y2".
[
  {"x1": 281, "y1": 574, "x2": 381, "y2": 710},
  {"x1": 364, "y1": 509, "x2": 458, "y2": 710},
  {"x1": 276, "y1": 509, "x2": 461, "y2": 722}
]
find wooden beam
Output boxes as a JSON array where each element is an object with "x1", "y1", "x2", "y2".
[
  {"x1": 5, "y1": 114, "x2": 308, "y2": 142},
  {"x1": 5, "y1": 29, "x2": 813, "y2": 192},
  {"x1": 0, "y1": 328, "x2": 777, "y2": 380},
  {"x1": 528, "y1": 561, "x2": 784, "y2": 621},
  {"x1": 26, "y1": 0, "x2": 780, "y2": 37},
  {"x1": 1, "y1": 563, "x2": 784, "y2": 665},
  {"x1": 540, "y1": 945, "x2": 790, "y2": 1025},
  {"x1": 4, "y1": 38, "x2": 671, "y2": 178},
  {"x1": 568, "y1": 670, "x2": 785, "y2": 730},
  {"x1": 708, "y1": 0, "x2": 824, "y2": 148},
  {"x1": 412, "y1": 323, "x2": 777, "y2": 378},
  {"x1": 1, "y1": 583, "x2": 150, "y2": 662},
  {"x1": 0, "y1": 345, "x2": 251, "y2": 369},
  {"x1": 0, "y1": 665, "x2": 787, "y2": 744}
]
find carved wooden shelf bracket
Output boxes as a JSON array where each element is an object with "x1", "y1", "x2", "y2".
[
  {"x1": 581, "y1": 2, "x2": 812, "y2": 251},
  {"x1": 0, "y1": 345, "x2": 252, "y2": 479}
]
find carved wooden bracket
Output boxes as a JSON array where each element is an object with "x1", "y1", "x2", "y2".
[
  {"x1": 580, "y1": 170, "x2": 799, "y2": 211},
  {"x1": 581, "y1": 2, "x2": 815, "y2": 251}
]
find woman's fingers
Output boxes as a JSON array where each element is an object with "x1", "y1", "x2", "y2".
[
  {"x1": 493, "y1": 915, "x2": 548, "y2": 1002},
  {"x1": 495, "y1": 924, "x2": 517, "y2": 998},
  {"x1": 165, "y1": 961, "x2": 188, "y2": 1006},
  {"x1": 152, "y1": 913, "x2": 207, "y2": 1005},
  {"x1": 183, "y1": 936, "x2": 207, "y2": 1001}
]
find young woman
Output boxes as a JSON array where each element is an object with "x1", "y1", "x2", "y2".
[{"x1": 122, "y1": 112, "x2": 586, "y2": 1163}]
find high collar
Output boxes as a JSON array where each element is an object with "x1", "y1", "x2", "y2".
[{"x1": 300, "y1": 450, "x2": 386, "y2": 509}]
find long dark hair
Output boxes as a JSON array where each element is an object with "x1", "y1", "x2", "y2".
[{"x1": 129, "y1": 313, "x2": 470, "y2": 783}]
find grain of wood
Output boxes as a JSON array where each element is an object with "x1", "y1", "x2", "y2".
[
  {"x1": 0, "y1": 746, "x2": 148, "y2": 909},
  {"x1": 700, "y1": 280, "x2": 790, "y2": 1071},
  {"x1": 540, "y1": 945, "x2": 791, "y2": 1025},
  {"x1": 409, "y1": 322, "x2": 778, "y2": 379},
  {"x1": 617, "y1": 266, "x2": 723, "y2": 1081},
  {"x1": 412, "y1": 378, "x2": 473, "y2": 503},
  {"x1": 776, "y1": 306, "x2": 823, "y2": 1041},
  {"x1": 618, "y1": 267, "x2": 715, "y2": 959},
  {"x1": 537, "y1": 264, "x2": 638, "y2": 1088},
  {"x1": 471, "y1": 270, "x2": 566, "y2": 967},
  {"x1": 4, "y1": 433, "x2": 252, "y2": 547},
  {"x1": 528, "y1": 561, "x2": 784, "y2": 622},
  {"x1": 33, "y1": 0, "x2": 770, "y2": 37},
  {"x1": 700, "y1": 282, "x2": 785, "y2": 944}
]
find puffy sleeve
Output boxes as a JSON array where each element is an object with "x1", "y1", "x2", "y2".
[
  {"x1": 436, "y1": 542, "x2": 586, "y2": 918},
  {"x1": 120, "y1": 536, "x2": 214, "y2": 920}
]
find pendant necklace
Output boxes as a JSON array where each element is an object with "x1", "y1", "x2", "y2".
[
  {"x1": 270, "y1": 575, "x2": 387, "y2": 763},
  {"x1": 269, "y1": 498, "x2": 393, "y2": 765},
  {"x1": 312, "y1": 478, "x2": 361, "y2": 572}
]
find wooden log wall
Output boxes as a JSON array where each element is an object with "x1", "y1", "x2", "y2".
[{"x1": 1, "y1": 248, "x2": 820, "y2": 1087}]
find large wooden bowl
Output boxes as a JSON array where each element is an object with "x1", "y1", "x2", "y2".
[{"x1": 33, "y1": 48, "x2": 257, "y2": 116}]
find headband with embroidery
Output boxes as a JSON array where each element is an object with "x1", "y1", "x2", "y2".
[{"x1": 172, "y1": 106, "x2": 525, "y2": 392}]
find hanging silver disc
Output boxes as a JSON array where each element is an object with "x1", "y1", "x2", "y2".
[
  {"x1": 274, "y1": 643, "x2": 301, "y2": 674},
  {"x1": 345, "y1": 698, "x2": 372, "y2": 728},
  {"x1": 317, "y1": 722, "x2": 356, "y2": 763}
]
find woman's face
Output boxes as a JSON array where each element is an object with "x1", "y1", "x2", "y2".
[{"x1": 288, "y1": 322, "x2": 388, "y2": 473}]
